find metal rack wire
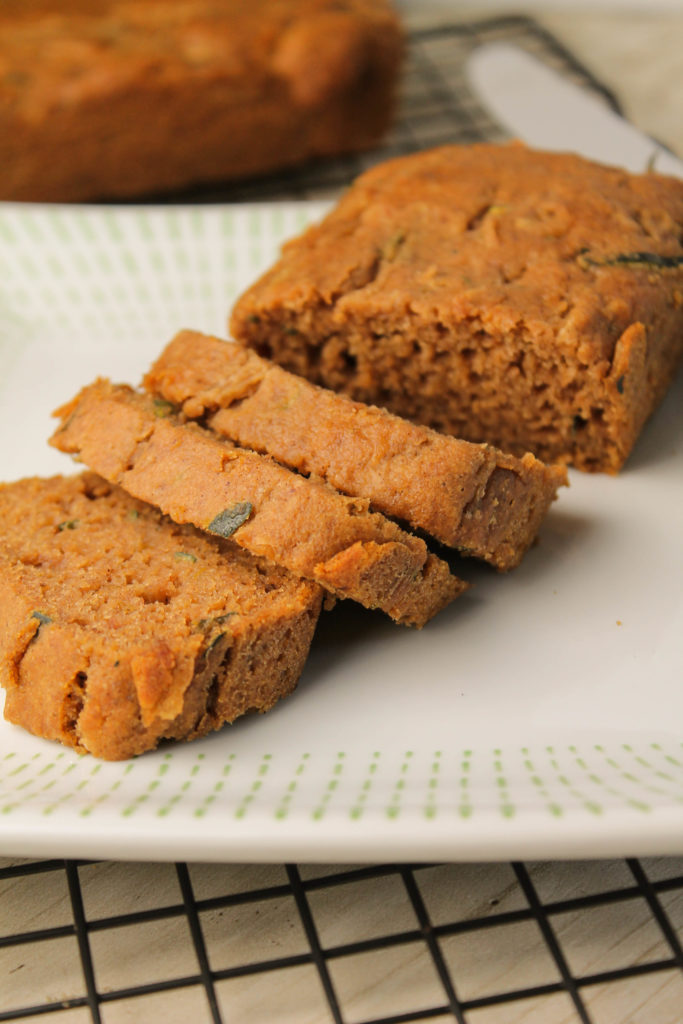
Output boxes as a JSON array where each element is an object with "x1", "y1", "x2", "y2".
[
  {"x1": 2, "y1": 15, "x2": 681, "y2": 1024},
  {"x1": 2, "y1": 857, "x2": 683, "y2": 1022}
]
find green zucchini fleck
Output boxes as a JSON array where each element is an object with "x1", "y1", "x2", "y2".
[
  {"x1": 578, "y1": 249, "x2": 683, "y2": 271},
  {"x1": 174, "y1": 551, "x2": 197, "y2": 563},
  {"x1": 197, "y1": 612, "x2": 236, "y2": 632},
  {"x1": 207, "y1": 632, "x2": 227, "y2": 652},
  {"x1": 199, "y1": 613, "x2": 237, "y2": 654},
  {"x1": 153, "y1": 398, "x2": 176, "y2": 418},
  {"x1": 57, "y1": 519, "x2": 79, "y2": 531},
  {"x1": 29, "y1": 611, "x2": 52, "y2": 644},
  {"x1": 616, "y1": 375, "x2": 625, "y2": 395},
  {"x1": 215, "y1": 613, "x2": 236, "y2": 625},
  {"x1": 207, "y1": 502, "x2": 253, "y2": 538}
]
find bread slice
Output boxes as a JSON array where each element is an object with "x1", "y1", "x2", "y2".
[
  {"x1": 0, "y1": 473, "x2": 323, "y2": 760},
  {"x1": 145, "y1": 330, "x2": 567, "y2": 570},
  {"x1": 50, "y1": 381, "x2": 466, "y2": 627},
  {"x1": 230, "y1": 142, "x2": 683, "y2": 473}
]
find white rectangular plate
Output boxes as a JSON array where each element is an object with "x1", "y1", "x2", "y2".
[{"x1": 0, "y1": 201, "x2": 682, "y2": 863}]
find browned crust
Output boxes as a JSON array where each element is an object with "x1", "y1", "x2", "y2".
[
  {"x1": 144, "y1": 330, "x2": 566, "y2": 569},
  {"x1": 230, "y1": 142, "x2": 683, "y2": 473},
  {"x1": 0, "y1": 473, "x2": 322, "y2": 760},
  {"x1": 50, "y1": 381, "x2": 466, "y2": 626},
  {"x1": 0, "y1": 0, "x2": 403, "y2": 201}
]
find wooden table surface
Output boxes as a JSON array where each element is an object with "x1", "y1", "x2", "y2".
[{"x1": 2, "y1": 855, "x2": 683, "y2": 1023}]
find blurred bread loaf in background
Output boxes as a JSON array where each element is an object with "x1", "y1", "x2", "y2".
[{"x1": 0, "y1": 0, "x2": 403, "y2": 202}]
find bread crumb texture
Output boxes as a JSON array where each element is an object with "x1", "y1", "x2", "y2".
[
  {"x1": 231, "y1": 142, "x2": 683, "y2": 473},
  {"x1": 51, "y1": 380, "x2": 466, "y2": 626},
  {"x1": 145, "y1": 329, "x2": 567, "y2": 569},
  {"x1": 0, "y1": 473, "x2": 322, "y2": 759}
]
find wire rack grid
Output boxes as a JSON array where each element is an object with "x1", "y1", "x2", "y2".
[
  {"x1": 2, "y1": 14, "x2": 682, "y2": 1024},
  {"x1": 2, "y1": 856, "x2": 683, "y2": 1023}
]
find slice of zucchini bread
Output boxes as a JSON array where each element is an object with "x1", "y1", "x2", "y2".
[
  {"x1": 0, "y1": 473, "x2": 322, "y2": 760},
  {"x1": 50, "y1": 381, "x2": 466, "y2": 627},
  {"x1": 144, "y1": 329, "x2": 567, "y2": 570},
  {"x1": 230, "y1": 142, "x2": 683, "y2": 473}
]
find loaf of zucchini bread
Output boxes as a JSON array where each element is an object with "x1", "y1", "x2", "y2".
[
  {"x1": 230, "y1": 142, "x2": 683, "y2": 473},
  {"x1": 0, "y1": 0, "x2": 402, "y2": 201}
]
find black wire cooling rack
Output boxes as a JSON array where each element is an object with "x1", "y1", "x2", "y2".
[
  {"x1": 2, "y1": 15, "x2": 682, "y2": 1024},
  {"x1": 2, "y1": 857, "x2": 683, "y2": 1022}
]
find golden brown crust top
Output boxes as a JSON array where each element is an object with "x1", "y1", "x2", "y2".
[
  {"x1": 1, "y1": 0, "x2": 401, "y2": 117},
  {"x1": 231, "y1": 142, "x2": 683, "y2": 367}
]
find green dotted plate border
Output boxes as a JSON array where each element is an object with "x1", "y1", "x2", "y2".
[{"x1": 2, "y1": 741, "x2": 682, "y2": 826}]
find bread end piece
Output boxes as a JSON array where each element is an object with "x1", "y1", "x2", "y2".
[
  {"x1": 0, "y1": 473, "x2": 322, "y2": 760},
  {"x1": 230, "y1": 142, "x2": 683, "y2": 474}
]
